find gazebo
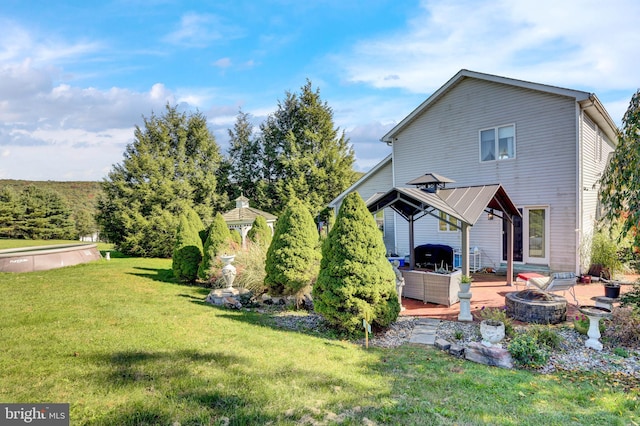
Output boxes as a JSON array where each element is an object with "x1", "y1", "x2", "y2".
[
  {"x1": 366, "y1": 173, "x2": 521, "y2": 285},
  {"x1": 222, "y1": 195, "x2": 277, "y2": 247}
]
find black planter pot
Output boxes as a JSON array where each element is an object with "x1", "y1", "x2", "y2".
[{"x1": 604, "y1": 283, "x2": 621, "y2": 299}]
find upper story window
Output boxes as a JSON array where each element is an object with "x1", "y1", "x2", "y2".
[{"x1": 480, "y1": 124, "x2": 515, "y2": 162}]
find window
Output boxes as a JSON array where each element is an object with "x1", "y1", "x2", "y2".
[
  {"x1": 480, "y1": 124, "x2": 515, "y2": 162},
  {"x1": 438, "y1": 211, "x2": 459, "y2": 232}
]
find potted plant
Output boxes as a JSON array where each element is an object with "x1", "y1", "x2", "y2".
[
  {"x1": 480, "y1": 319, "x2": 505, "y2": 347},
  {"x1": 460, "y1": 274, "x2": 472, "y2": 293},
  {"x1": 604, "y1": 281, "x2": 621, "y2": 298}
]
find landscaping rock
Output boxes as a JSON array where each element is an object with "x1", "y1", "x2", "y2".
[
  {"x1": 224, "y1": 297, "x2": 242, "y2": 309},
  {"x1": 435, "y1": 338, "x2": 451, "y2": 351},
  {"x1": 449, "y1": 344, "x2": 465, "y2": 357},
  {"x1": 465, "y1": 342, "x2": 513, "y2": 369}
]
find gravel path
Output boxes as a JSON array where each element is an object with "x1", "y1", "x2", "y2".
[{"x1": 270, "y1": 312, "x2": 640, "y2": 377}]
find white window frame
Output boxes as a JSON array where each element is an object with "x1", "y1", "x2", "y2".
[
  {"x1": 479, "y1": 124, "x2": 516, "y2": 162},
  {"x1": 438, "y1": 211, "x2": 460, "y2": 233}
]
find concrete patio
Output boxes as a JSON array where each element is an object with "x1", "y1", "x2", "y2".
[{"x1": 399, "y1": 272, "x2": 638, "y2": 322}]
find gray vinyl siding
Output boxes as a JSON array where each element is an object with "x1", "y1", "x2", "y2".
[
  {"x1": 392, "y1": 78, "x2": 579, "y2": 271},
  {"x1": 579, "y1": 113, "x2": 615, "y2": 270}
]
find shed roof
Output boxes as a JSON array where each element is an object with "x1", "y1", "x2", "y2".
[{"x1": 222, "y1": 206, "x2": 277, "y2": 225}]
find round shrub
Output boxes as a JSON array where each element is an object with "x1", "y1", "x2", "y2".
[
  {"x1": 247, "y1": 215, "x2": 272, "y2": 247},
  {"x1": 313, "y1": 192, "x2": 400, "y2": 333}
]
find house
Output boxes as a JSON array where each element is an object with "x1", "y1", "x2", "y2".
[
  {"x1": 330, "y1": 70, "x2": 618, "y2": 275},
  {"x1": 222, "y1": 195, "x2": 277, "y2": 247}
]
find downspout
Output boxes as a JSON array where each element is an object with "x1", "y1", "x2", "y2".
[
  {"x1": 576, "y1": 105, "x2": 584, "y2": 275},
  {"x1": 391, "y1": 139, "x2": 399, "y2": 257}
]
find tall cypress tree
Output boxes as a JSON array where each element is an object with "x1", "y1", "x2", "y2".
[
  {"x1": 247, "y1": 215, "x2": 272, "y2": 248},
  {"x1": 172, "y1": 213, "x2": 203, "y2": 283},
  {"x1": 314, "y1": 192, "x2": 400, "y2": 333},
  {"x1": 199, "y1": 213, "x2": 232, "y2": 281}
]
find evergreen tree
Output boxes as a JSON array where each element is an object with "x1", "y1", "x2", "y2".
[
  {"x1": 313, "y1": 192, "x2": 400, "y2": 333},
  {"x1": 600, "y1": 90, "x2": 640, "y2": 248},
  {"x1": 0, "y1": 187, "x2": 21, "y2": 238},
  {"x1": 247, "y1": 215, "x2": 272, "y2": 247},
  {"x1": 97, "y1": 104, "x2": 224, "y2": 257},
  {"x1": 264, "y1": 198, "x2": 320, "y2": 298},
  {"x1": 172, "y1": 213, "x2": 203, "y2": 283},
  {"x1": 12, "y1": 185, "x2": 75, "y2": 240},
  {"x1": 220, "y1": 110, "x2": 262, "y2": 204},
  {"x1": 198, "y1": 213, "x2": 232, "y2": 281},
  {"x1": 228, "y1": 81, "x2": 357, "y2": 216}
]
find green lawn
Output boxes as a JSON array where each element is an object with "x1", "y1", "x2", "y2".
[{"x1": 0, "y1": 241, "x2": 638, "y2": 425}]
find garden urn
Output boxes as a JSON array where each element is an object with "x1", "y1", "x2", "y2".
[{"x1": 480, "y1": 319, "x2": 505, "y2": 347}]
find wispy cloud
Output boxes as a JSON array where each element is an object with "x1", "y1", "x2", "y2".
[
  {"x1": 163, "y1": 12, "x2": 244, "y2": 48},
  {"x1": 338, "y1": 0, "x2": 640, "y2": 94}
]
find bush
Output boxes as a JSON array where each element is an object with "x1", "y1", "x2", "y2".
[
  {"x1": 573, "y1": 314, "x2": 605, "y2": 335},
  {"x1": 603, "y1": 306, "x2": 640, "y2": 348},
  {"x1": 199, "y1": 213, "x2": 233, "y2": 282},
  {"x1": 477, "y1": 306, "x2": 514, "y2": 337},
  {"x1": 590, "y1": 231, "x2": 622, "y2": 278},
  {"x1": 528, "y1": 325, "x2": 561, "y2": 350},
  {"x1": 231, "y1": 242, "x2": 268, "y2": 294},
  {"x1": 172, "y1": 214, "x2": 203, "y2": 283},
  {"x1": 247, "y1": 216, "x2": 272, "y2": 247},
  {"x1": 508, "y1": 332, "x2": 550, "y2": 368},
  {"x1": 313, "y1": 192, "x2": 400, "y2": 333},
  {"x1": 264, "y1": 198, "x2": 320, "y2": 299},
  {"x1": 620, "y1": 280, "x2": 640, "y2": 312}
]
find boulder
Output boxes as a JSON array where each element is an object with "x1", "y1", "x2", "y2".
[{"x1": 465, "y1": 342, "x2": 513, "y2": 369}]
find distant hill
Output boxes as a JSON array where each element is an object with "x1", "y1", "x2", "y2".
[{"x1": 0, "y1": 179, "x2": 103, "y2": 213}]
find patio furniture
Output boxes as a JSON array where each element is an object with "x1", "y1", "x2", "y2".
[
  {"x1": 414, "y1": 244, "x2": 454, "y2": 270},
  {"x1": 528, "y1": 272, "x2": 579, "y2": 304},
  {"x1": 401, "y1": 269, "x2": 461, "y2": 306},
  {"x1": 515, "y1": 272, "x2": 545, "y2": 289}
]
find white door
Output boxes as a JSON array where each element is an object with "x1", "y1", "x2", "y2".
[{"x1": 523, "y1": 206, "x2": 549, "y2": 265}]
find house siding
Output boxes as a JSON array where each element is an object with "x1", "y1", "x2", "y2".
[
  {"x1": 392, "y1": 77, "x2": 579, "y2": 271},
  {"x1": 579, "y1": 112, "x2": 616, "y2": 269}
]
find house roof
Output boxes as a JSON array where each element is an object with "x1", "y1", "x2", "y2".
[
  {"x1": 366, "y1": 184, "x2": 520, "y2": 226},
  {"x1": 381, "y1": 69, "x2": 618, "y2": 143},
  {"x1": 222, "y1": 206, "x2": 277, "y2": 225},
  {"x1": 328, "y1": 153, "x2": 392, "y2": 208}
]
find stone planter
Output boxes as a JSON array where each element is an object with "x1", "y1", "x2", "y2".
[
  {"x1": 460, "y1": 283, "x2": 471, "y2": 293},
  {"x1": 480, "y1": 319, "x2": 505, "y2": 347}
]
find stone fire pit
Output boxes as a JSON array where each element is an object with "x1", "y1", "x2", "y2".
[{"x1": 505, "y1": 289, "x2": 567, "y2": 324}]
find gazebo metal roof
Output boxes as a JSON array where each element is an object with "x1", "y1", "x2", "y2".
[{"x1": 366, "y1": 181, "x2": 521, "y2": 283}]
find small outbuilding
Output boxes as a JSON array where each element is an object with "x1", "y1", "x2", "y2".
[{"x1": 222, "y1": 195, "x2": 277, "y2": 247}]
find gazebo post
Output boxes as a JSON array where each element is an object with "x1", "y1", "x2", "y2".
[
  {"x1": 506, "y1": 215, "x2": 514, "y2": 285},
  {"x1": 409, "y1": 215, "x2": 415, "y2": 269},
  {"x1": 461, "y1": 222, "x2": 470, "y2": 277}
]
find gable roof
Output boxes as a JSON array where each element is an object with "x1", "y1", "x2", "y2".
[
  {"x1": 381, "y1": 69, "x2": 618, "y2": 143},
  {"x1": 222, "y1": 206, "x2": 277, "y2": 225},
  {"x1": 328, "y1": 153, "x2": 392, "y2": 208}
]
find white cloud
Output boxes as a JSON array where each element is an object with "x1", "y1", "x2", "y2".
[
  {"x1": 163, "y1": 12, "x2": 244, "y2": 48},
  {"x1": 338, "y1": 0, "x2": 640, "y2": 94}
]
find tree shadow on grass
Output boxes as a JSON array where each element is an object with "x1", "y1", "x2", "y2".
[{"x1": 128, "y1": 266, "x2": 176, "y2": 283}]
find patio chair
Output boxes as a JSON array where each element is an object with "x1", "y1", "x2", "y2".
[{"x1": 528, "y1": 272, "x2": 579, "y2": 305}]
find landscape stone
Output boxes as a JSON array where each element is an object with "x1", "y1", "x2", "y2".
[
  {"x1": 465, "y1": 342, "x2": 513, "y2": 369},
  {"x1": 449, "y1": 344, "x2": 465, "y2": 357},
  {"x1": 435, "y1": 338, "x2": 451, "y2": 350}
]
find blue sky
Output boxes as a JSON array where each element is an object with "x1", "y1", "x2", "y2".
[{"x1": 1, "y1": 0, "x2": 639, "y2": 181}]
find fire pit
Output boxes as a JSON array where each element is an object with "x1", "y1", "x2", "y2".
[{"x1": 505, "y1": 289, "x2": 567, "y2": 324}]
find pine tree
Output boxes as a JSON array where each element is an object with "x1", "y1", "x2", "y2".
[
  {"x1": 264, "y1": 198, "x2": 320, "y2": 298},
  {"x1": 313, "y1": 192, "x2": 400, "y2": 333},
  {"x1": 199, "y1": 213, "x2": 232, "y2": 281},
  {"x1": 97, "y1": 104, "x2": 224, "y2": 257},
  {"x1": 247, "y1": 215, "x2": 272, "y2": 247},
  {"x1": 0, "y1": 187, "x2": 21, "y2": 238},
  {"x1": 172, "y1": 213, "x2": 203, "y2": 283}
]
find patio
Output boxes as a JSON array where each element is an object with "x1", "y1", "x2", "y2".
[{"x1": 399, "y1": 272, "x2": 637, "y2": 322}]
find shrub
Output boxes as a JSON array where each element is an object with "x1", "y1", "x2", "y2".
[
  {"x1": 264, "y1": 198, "x2": 320, "y2": 300},
  {"x1": 477, "y1": 306, "x2": 514, "y2": 337},
  {"x1": 508, "y1": 332, "x2": 550, "y2": 368},
  {"x1": 603, "y1": 306, "x2": 640, "y2": 348},
  {"x1": 172, "y1": 214, "x2": 203, "y2": 283},
  {"x1": 247, "y1": 216, "x2": 272, "y2": 247},
  {"x1": 620, "y1": 280, "x2": 640, "y2": 312},
  {"x1": 199, "y1": 213, "x2": 233, "y2": 282},
  {"x1": 229, "y1": 228, "x2": 242, "y2": 246},
  {"x1": 590, "y1": 231, "x2": 622, "y2": 278},
  {"x1": 313, "y1": 192, "x2": 400, "y2": 333},
  {"x1": 573, "y1": 314, "x2": 605, "y2": 335},
  {"x1": 528, "y1": 325, "x2": 561, "y2": 350},
  {"x1": 232, "y1": 242, "x2": 268, "y2": 294}
]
